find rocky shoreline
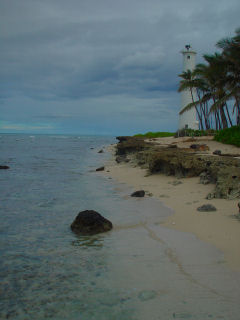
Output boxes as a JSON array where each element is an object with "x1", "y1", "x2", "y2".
[
  {"x1": 114, "y1": 136, "x2": 240, "y2": 201},
  {"x1": 103, "y1": 135, "x2": 240, "y2": 270}
]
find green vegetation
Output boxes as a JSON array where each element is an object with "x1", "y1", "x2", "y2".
[
  {"x1": 214, "y1": 126, "x2": 240, "y2": 147},
  {"x1": 134, "y1": 131, "x2": 175, "y2": 138},
  {"x1": 175, "y1": 129, "x2": 216, "y2": 137},
  {"x1": 178, "y1": 27, "x2": 240, "y2": 130}
]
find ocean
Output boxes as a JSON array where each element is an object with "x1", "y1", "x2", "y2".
[{"x1": 0, "y1": 134, "x2": 240, "y2": 320}]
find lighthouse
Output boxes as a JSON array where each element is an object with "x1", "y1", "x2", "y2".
[{"x1": 179, "y1": 45, "x2": 199, "y2": 130}]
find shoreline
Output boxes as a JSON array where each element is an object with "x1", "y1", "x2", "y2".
[{"x1": 103, "y1": 137, "x2": 240, "y2": 271}]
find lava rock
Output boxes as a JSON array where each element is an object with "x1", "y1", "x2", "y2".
[
  {"x1": 116, "y1": 136, "x2": 132, "y2": 143},
  {"x1": 131, "y1": 190, "x2": 145, "y2": 197},
  {"x1": 116, "y1": 155, "x2": 127, "y2": 163},
  {"x1": 96, "y1": 166, "x2": 105, "y2": 171},
  {"x1": 0, "y1": 165, "x2": 9, "y2": 169},
  {"x1": 71, "y1": 210, "x2": 113, "y2": 235},
  {"x1": 213, "y1": 150, "x2": 222, "y2": 155},
  {"x1": 190, "y1": 144, "x2": 209, "y2": 151},
  {"x1": 199, "y1": 172, "x2": 212, "y2": 185},
  {"x1": 206, "y1": 192, "x2": 215, "y2": 200},
  {"x1": 169, "y1": 180, "x2": 183, "y2": 186},
  {"x1": 197, "y1": 204, "x2": 217, "y2": 212}
]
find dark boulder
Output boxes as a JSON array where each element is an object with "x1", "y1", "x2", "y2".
[
  {"x1": 197, "y1": 204, "x2": 217, "y2": 212},
  {"x1": 71, "y1": 210, "x2": 113, "y2": 235},
  {"x1": 131, "y1": 190, "x2": 145, "y2": 197},
  {"x1": 0, "y1": 165, "x2": 9, "y2": 169},
  {"x1": 213, "y1": 150, "x2": 221, "y2": 155},
  {"x1": 96, "y1": 166, "x2": 105, "y2": 171}
]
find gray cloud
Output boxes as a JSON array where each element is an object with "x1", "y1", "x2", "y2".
[{"x1": 1, "y1": 0, "x2": 240, "y2": 134}]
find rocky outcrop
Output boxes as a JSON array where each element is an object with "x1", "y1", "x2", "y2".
[
  {"x1": 71, "y1": 210, "x2": 113, "y2": 235},
  {"x1": 116, "y1": 136, "x2": 150, "y2": 156},
  {"x1": 207, "y1": 167, "x2": 240, "y2": 199},
  {"x1": 115, "y1": 136, "x2": 240, "y2": 200}
]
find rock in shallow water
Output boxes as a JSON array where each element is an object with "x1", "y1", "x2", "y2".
[
  {"x1": 0, "y1": 165, "x2": 9, "y2": 169},
  {"x1": 71, "y1": 210, "x2": 113, "y2": 235},
  {"x1": 138, "y1": 290, "x2": 157, "y2": 301}
]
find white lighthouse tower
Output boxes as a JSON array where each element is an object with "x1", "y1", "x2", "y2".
[{"x1": 179, "y1": 45, "x2": 199, "y2": 130}]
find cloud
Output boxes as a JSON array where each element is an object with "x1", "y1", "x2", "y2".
[
  {"x1": 1, "y1": 0, "x2": 240, "y2": 134},
  {"x1": 0, "y1": 121, "x2": 54, "y2": 132}
]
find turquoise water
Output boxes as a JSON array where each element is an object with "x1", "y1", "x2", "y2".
[{"x1": 0, "y1": 134, "x2": 240, "y2": 319}]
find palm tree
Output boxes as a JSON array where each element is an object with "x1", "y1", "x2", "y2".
[
  {"x1": 216, "y1": 28, "x2": 240, "y2": 125},
  {"x1": 178, "y1": 70, "x2": 204, "y2": 129},
  {"x1": 178, "y1": 28, "x2": 240, "y2": 130}
]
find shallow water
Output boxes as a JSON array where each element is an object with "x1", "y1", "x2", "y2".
[{"x1": 0, "y1": 134, "x2": 240, "y2": 319}]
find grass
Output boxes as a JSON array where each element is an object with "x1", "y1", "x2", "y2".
[
  {"x1": 214, "y1": 125, "x2": 240, "y2": 147},
  {"x1": 134, "y1": 131, "x2": 175, "y2": 138}
]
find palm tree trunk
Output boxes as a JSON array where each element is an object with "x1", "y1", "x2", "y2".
[
  {"x1": 219, "y1": 105, "x2": 228, "y2": 129},
  {"x1": 216, "y1": 110, "x2": 222, "y2": 130},
  {"x1": 190, "y1": 88, "x2": 203, "y2": 130},
  {"x1": 224, "y1": 104, "x2": 233, "y2": 127},
  {"x1": 234, "y1": 96, "x2": 240, "y2": 125}
]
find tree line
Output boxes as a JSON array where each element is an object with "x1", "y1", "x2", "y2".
[{"x1": 178, "y1": 28, "x2": 240, "y2": 131}]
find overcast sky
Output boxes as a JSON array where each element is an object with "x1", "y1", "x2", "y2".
[{"x1": 1, "y1": 0, "x2": 239, "y2": 135}]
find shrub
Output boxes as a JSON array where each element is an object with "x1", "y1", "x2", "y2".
[
  {"x1": 214, "y1": 126, "x2": 240, "y2": 147},
  {"x1": 134, "y1": 131, "x2": 175, "y2": 138},
  {"x1": 175, "y1": 129, "x2": 216, "y2": 137}
]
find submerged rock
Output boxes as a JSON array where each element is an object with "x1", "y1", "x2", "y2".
[
  {"x1": 131, "y1": 190, "x2": 145, "y2": 197},
  {"x1": 0, "y1": 165, "x2": 9, "y2": 169},
  {"x1": 71, "y1": 210, "x2": 113, "y2": 235},
  {"x1": 197, "y1": 204, "x2": 217, "y2": 212},
  {"x1": 138, "y1": 290, "x2": 157, "y2": 301}
]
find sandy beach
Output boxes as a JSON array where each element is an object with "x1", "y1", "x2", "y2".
[{"x1": 104, "y1": 136, "x2": 240, "y2": 271}]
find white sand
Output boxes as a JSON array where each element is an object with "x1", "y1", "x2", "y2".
[{"x1": 104, "y1": 137, "x2": 240, "y2": 271}]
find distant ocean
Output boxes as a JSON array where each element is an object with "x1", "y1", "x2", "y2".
[{"x1": 1, "y1": 134, "x2": 240, "y2": 320}]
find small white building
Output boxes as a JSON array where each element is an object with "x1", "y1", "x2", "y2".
[{"x1": 179, "y1": 45, "x2": 199, "y2": 130}]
